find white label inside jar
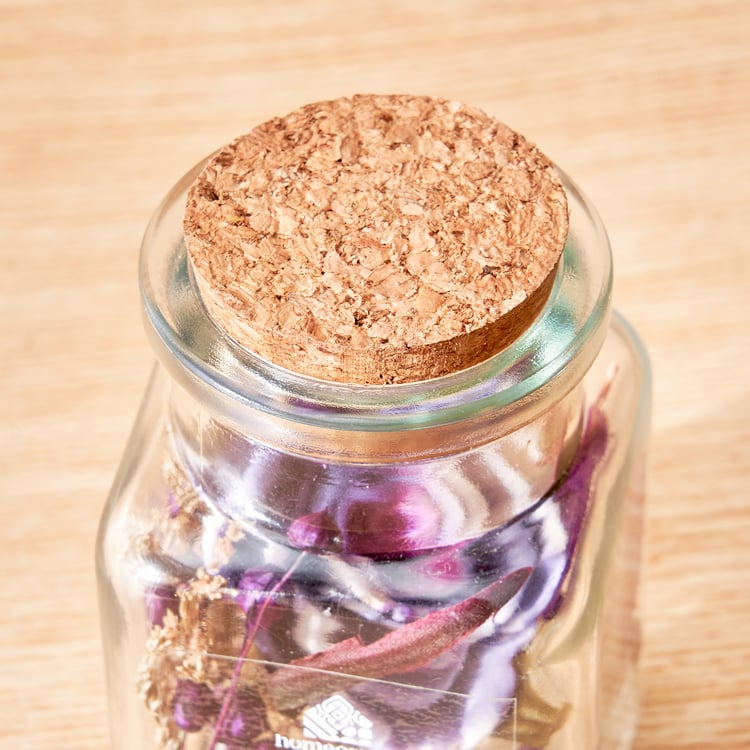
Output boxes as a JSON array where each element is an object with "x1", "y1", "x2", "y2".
[{"x1": 207, "y1": 656, "x2": 518, "y2": 750}]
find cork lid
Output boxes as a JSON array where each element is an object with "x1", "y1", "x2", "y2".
[{"x1": 184, "y1": 94, "x2": 568, "y2": 384}]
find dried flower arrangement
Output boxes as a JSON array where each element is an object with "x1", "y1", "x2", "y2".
[{"x1": 135, "y1": 388, "x2": 609, "y2": 749}]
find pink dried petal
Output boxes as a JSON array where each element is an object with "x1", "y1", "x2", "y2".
[
  {"x1": 342, "y1": 483, "x2": 441, "y2": 557},
  {"x1": 288, "y1": 509, "x2": 341, "y2": 551}
]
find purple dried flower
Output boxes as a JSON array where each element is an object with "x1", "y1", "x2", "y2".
[
  {"x1": 341, "y1": 483, "x2": 442, "y2": 557},
  {"x1": 208, "y1": 554, "x2": 307, "y2": 750},
  {"x1": 166, "y1": 490, "x2": 181, "y2": 518},
  {"x1": 215, "y1": 685, "x2": 267, "y2": 745},
  {"x1": 144, "y1": 585, "x2": 178, "y2": 627},
  {"x1": 171, "y1": 679, "x2": 219, "y2": 732},
  {"x1": 418, "y1": 547, "x2": 468, "y2": 583},
  {"x1": 235, "y1": 569, "x2": 275, "y2": 613},
  {"x1": 288, "y1": 509, "x2": 340, "y2": 551}
]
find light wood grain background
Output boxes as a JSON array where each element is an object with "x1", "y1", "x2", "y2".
[{"x1": 1, "y1": 1, "x2": 748, "y2": 748}]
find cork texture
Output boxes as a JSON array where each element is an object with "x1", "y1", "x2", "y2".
[{"x1": 184, "y1": 94, "x2": 568, "y2": 384}]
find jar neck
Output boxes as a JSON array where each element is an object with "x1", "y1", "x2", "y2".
[{"x1": 166, "y1": 375, "x2": 586, "y2": 551}]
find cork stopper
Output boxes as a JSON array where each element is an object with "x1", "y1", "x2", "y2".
[{"x1": 184, "y1": 94, "x2": 568, "y2": 384}]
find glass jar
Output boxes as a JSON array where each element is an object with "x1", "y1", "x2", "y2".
[{"x1": 96, "y1": 161, "x2": 650, "y2": 750}]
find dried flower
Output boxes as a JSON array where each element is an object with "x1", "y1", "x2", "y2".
[
  {"x1": 340, "y1": 483, "x2": 442, "y2": 557},
  {"x1": 287, "y1": 510, "x2": 340, "y2": 551},
  {"x1": 145, "y1": 584, "x2": 179, "y2": 627},
  {"x1": 171, "y1": 679, "x2": 219, "y2": 732},
  {"x1": 234, "y1": 569, "x2": 276, "y2": 613},
  {"x1": 137, "y1": 387, "x2": 612, "y2": 749},
  {"x1": 268, "y1": 567, "x2": 531, "y2": 711},
  {"x1": 215, "y1": 685, "x2": 267, "y2": 746}
]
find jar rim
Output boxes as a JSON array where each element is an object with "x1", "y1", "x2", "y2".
[{"x1": 140, "y1": 160, "x2": 612, "y2": 452}]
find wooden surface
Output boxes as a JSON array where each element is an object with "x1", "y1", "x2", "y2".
[{"x1": 1, "y1": 1, "x2": 748, "y2": 748}]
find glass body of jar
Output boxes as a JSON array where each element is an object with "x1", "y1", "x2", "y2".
[{"x1": 96, "y1": 163, "x2": 651, "y2": 750}]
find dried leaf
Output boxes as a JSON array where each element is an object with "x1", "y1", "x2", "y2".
[{"x1": 269, "y1": 567, "x2": 531, "y2": 711}]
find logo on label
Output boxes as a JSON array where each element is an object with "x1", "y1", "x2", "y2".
[{"x1": 303, "y1": 695, "x2": 374, "y2": 748}]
